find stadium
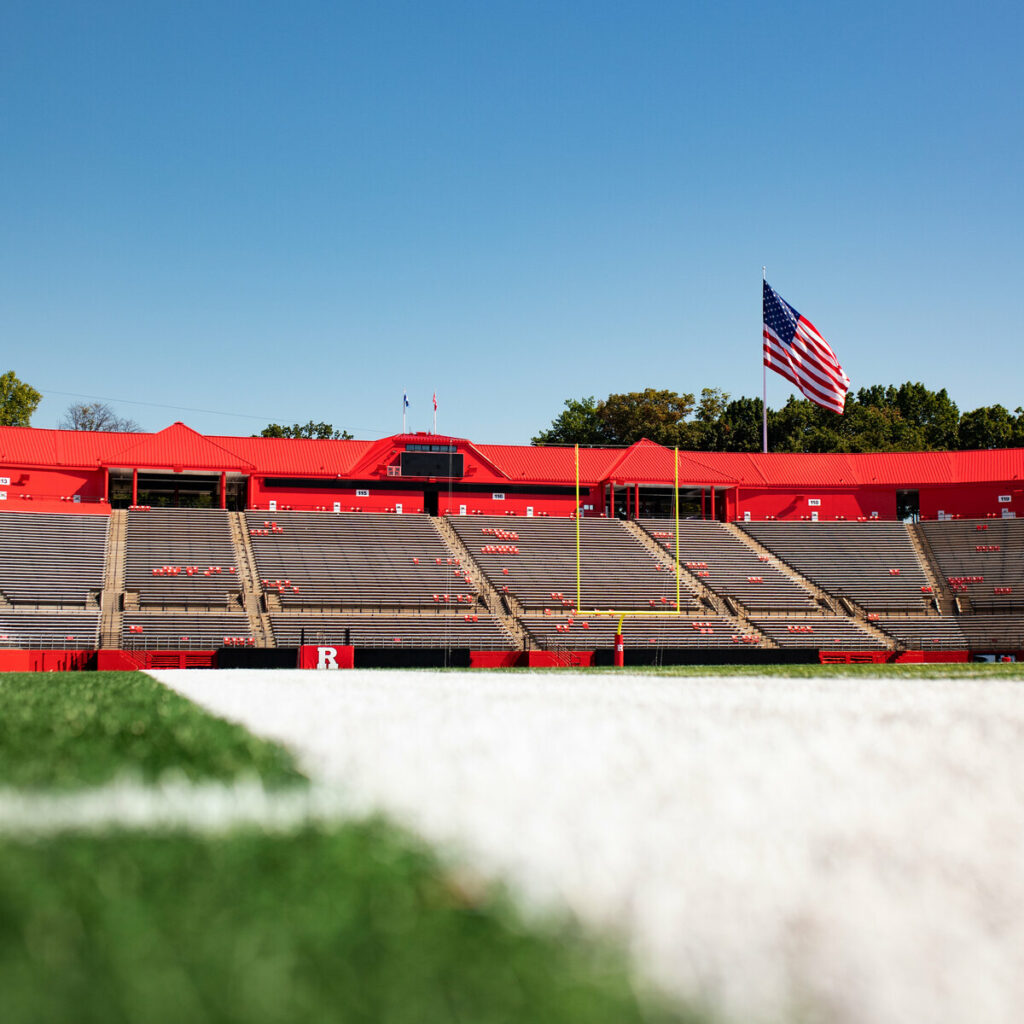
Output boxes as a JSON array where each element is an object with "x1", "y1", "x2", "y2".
[{"x1": 0, "y1": 419, "x2": 1021, "y2": 668}]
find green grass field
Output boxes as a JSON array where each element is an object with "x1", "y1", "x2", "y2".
[
  {"x1": 0, "y1": 823, "x2": 689, "y2": 1024},
  {"x1": 0, "y1": 672, "x2": 304, "y2": 789},
  {"x1": 0, "y1": 671, "x2": 694, "y2": 1024}
]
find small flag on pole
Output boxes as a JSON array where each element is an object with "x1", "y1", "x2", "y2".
[
  {"x1": 432, "y1": 392, "x2": 437, "y2": 412},
  {"x1": 763, "y1": 281, "x2": 850, "y2": 414},
  {"x1": 403, "y1": 391, "x2": 409, "y2": 409}
]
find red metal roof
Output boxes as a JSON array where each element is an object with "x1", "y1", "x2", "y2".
[
  {"x1": 0, "y1": 426, "x2": 129, "y2": 467},
  {"x1": 100, "y1": 423, "x2": 254, "y2": 471},
  {"x1": 603, "y1": 440, "x2": 740, "y2": 486},
  {"x1": 475, "y1": 445, "x2": 616, "y2": 484},
  {"x1": 208, "y1": 435, "x2": 375, "y2": 476}
]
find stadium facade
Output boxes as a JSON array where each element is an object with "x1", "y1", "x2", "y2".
[{"x1": 0, "y1": 421, "x2": 1021, "y2": 522}]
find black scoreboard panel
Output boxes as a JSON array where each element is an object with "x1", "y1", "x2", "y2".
[{"x1": 400, "y1": 451, "x2": 464, "y2": 478}]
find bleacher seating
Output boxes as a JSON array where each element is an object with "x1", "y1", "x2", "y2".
[
  {"x1": 3, "y1": 505, "x2": 1024, "y2": 658},
  {"x1": 0, "y1": 612, "x2": 100, "y2": 648},
  {"x1": 919, "y1": 519, "x2": 1024, "y2": 611},
  {"x1": 124, "y1": 510, "x2": 239, "y2": 606},
  {"x1": 741, "y1": 522, "x2": 933, "y2": 612},
  {"x1": 749, "y1": 616, "x2": 886, "y2": 650},
  {"x1": 523, "y1": 613, "x2": 759, "y2": 651},
  {"x1": 957, "y1": 615, "x2": 1024, "y2": 651},
  {"x1": 121, "y1": 614, "x2": 252, "y2": 649},
  {"x1": 0, "y1": 513, "x2": 108, "y2": 606},
  {"x1": 638, "y1": 519, "x2": 818, "y2": 611},
  {"x1": 270, "y1": 613, "x2": 514, "y2": 649},
  {"x1": 246, "y1": 512, "x2": 474, "y2": 609},
  {"x1": 876, "y1": 617, "x2": 967, "y2": 650},
  {"x1": 447, "y1": 515, "x2": 700, "y2": 611}
]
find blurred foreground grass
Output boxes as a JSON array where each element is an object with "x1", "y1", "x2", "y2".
[
  {"x1": 0, "y1": 671, "x2": 304, "y2": 789},
  {"x1": 0, "y1": 821, "x2": 692, "y2": 1024}
]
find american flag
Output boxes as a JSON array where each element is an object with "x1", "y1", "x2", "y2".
[{"x1": 763, "y1": 281, "x2": 850, "y2": 414}]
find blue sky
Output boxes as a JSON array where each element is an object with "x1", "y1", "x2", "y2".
[{"x1": 2, "y1": 1, "x2": 1022, "y2": 442}]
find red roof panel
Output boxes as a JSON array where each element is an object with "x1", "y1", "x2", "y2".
[
  {"x1": 475, "y1": 445, "x2": 616, "y2": 484},
  {"x1": 102, "y1": 423, "x2": 255, "y2": 470},
  {"x1": 209, "y1": 435, "x2": 375, "y2": 476}
]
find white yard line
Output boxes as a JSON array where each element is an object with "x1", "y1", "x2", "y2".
[
  {"x1": 0, "y1": 778, "x2": 355, "y2": 834},
  {"x1": 138, "y1": 668, "x2": 1024, "y2": 1024}
]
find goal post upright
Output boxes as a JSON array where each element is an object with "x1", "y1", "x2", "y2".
[
  {"x1": 575, "y1": 443, "x2": 581, "y2": 614},
  {"x1": 675, "y1": 446, "x2": 681, "y2": 614},
  {"x1": 582, "y1": 444, "x2": 687, "y2": 666}
]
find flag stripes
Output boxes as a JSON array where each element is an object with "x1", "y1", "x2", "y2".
[{"x1": 763, "y1": 281, "x2": 850, "y2": 414}]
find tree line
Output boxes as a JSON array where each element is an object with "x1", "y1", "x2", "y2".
[{"x1": 532, "y1": 384, "x2": 1024, "y2": 453}]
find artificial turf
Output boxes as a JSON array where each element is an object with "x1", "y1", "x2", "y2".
[
  {"x1": 0, "y1": 672, "x2": 304, "y2": 789},
  {"x1": 0, "y1": 821, "x2": 692, "y2": 1024}
]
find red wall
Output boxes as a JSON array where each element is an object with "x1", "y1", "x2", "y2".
[
  {"x1": 250, "y1": 482, "x2": 425, "y2": 514},
  {"x1": 919, "y1": 484, "x2": 1023, "y2": 521},
  {"x1": 249, "y1": 480, "x2": 601, "y2": 519},
  {"x1": 439, "y1": 495, "x2": 588, "y2": 518},
  {"x1": 0, "y1": 468, "x2": 107, "y2": 507},
  {"x1": 0, "y1": 650, "x2": 95, "y2": 671},
  {"x1": 735, "y1": 487, "x2": 898, "y2": 522}
]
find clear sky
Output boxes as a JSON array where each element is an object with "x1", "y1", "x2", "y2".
[{"x1": 2, "y1": 1, "x2": 1022, "y2": 442}]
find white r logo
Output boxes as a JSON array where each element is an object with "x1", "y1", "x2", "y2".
[{"x1": 317, "y1": 646, "x2": 339, "y2": 669}]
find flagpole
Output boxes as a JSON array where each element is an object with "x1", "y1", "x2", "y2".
[
  {"x1": 761, "y1": 266, "x2": 768, "y2": 453},
  {"x1": 433, "y1": 394, "x2": 437, "y2": 434},
  {"x1": 403, "y1": 391, "x2": 407, "y2": 434}
]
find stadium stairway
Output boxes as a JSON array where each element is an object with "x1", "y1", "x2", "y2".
[
  {"x1": 623, "y1": 521, "x2": 777, "y2": 648},
  {"x1": 722, "y1": 522, "x2": 839, "y2": 614},
  {"x1": 99, "y1": 510, "x2": 125, "y2": 649},
  {"x1": 610, "y1": 524, "x2": 770, "y2": 651},
  {"x1": 622, "y1": 521, "x2": 723, "y2": 613},
  {"x1": 433, "y1": 516, "x2": 530, "y2": 650},
  {"x1": 229, "y1": 512, "x2": 276, "y2": 647},
  {"x1": 907, "y1": 524, "x2": 957, "y2": 615},
  {"x1": 853, "y1": 616, "x2": 898, "y2": 650}
]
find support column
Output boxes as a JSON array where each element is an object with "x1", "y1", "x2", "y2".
[
  {"x1": 103, "y1": 468, "x2": 110, "y2": 502},
  {"x1": 634, "y1": 484, "x2": 639, "y2": 519},
  {"x1": 131, "y1": 468, "x2": 138, "y2": 507},
  {"x1": 701, "y1": 487, "x2": 706, "y2": 520},
  {"x1": 220, "y1": 471, "x2": 227, "y2": 509},
  {"x1": 711, "y1": 487, "x2": 716, "y2": 521}
]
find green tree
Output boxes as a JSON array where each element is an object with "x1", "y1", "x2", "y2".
[
  {"x1": 531, "y1": 397, "x2": 611, "y2": 445},
  {"x1": 258, "y1": 421, "x2": 353, "y2": 440},
  {"x1": 769, "y1": 395, "x2": 847, "y2": 452},
  {"x1": 599, "y1": 388, "x2": 695, "y2": 447},
  {"x1": 0, "y1": 370, "x2": 42, "y2": 427},
  {"x1": 687, "y1": 388, "x2": 730, "y2": 450},
  {"x1": 957, "y1": 404, "x2": 1024, "y2": 449},
  {"x1": 714, "y1": 396, "x2": 765, "y2": 452}
]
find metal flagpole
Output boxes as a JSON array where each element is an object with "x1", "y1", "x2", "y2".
[
  {"x1": 433, "y1": 393, "x2": 437, "y2": 434},
  {"x1": 762, "y1": 266, "x2": 768, "y2": 453},
  {"x1": 403, "y1": 390, "x2": 407, "y2": 434}
]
